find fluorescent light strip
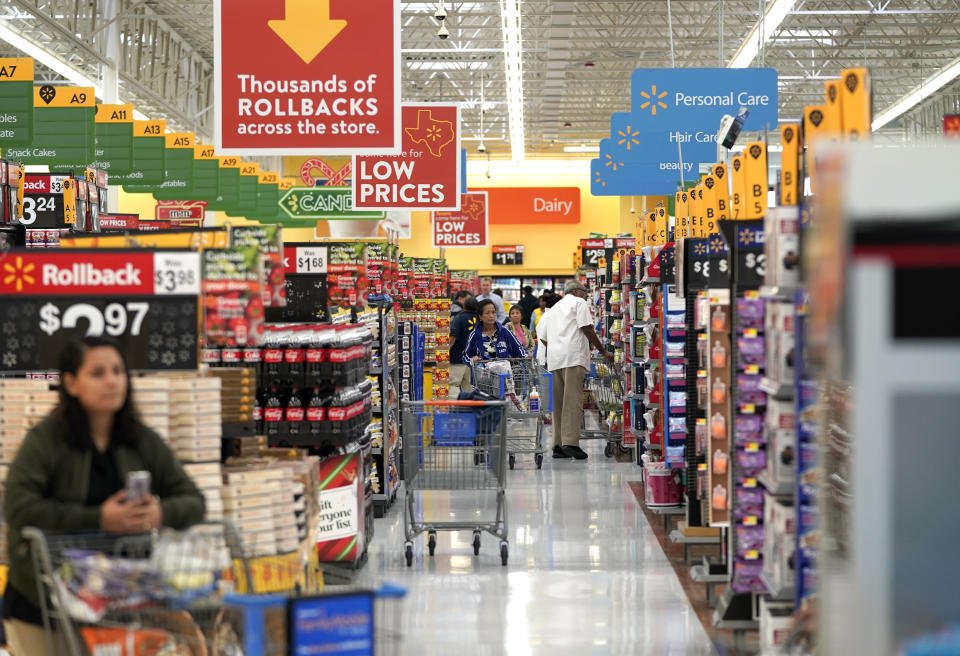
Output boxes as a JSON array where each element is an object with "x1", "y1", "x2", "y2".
[
  {"x1": 0, "y1": 21, "x2": 152, "y2": 121},
  {"x1": 499, "y1": 0, "x2": 525, "y2": 161},
  {"x1": 872, "y1": 53, "x2": 960, "y2": 131},
  {"x1": 563, "y1": 145, "x2": 600, "y2": 153},
  {"x1": 728, "y1": 0, "x2": 798, "y2": 68}
]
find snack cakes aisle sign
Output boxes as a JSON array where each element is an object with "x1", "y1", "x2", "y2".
[{"x1": 591, "y1": 68, "x2": 778, "y2": 196}]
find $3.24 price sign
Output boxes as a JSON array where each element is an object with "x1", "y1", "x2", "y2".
[{"x1": 0, "y1": 250, "x2": 201, "y2": 371}]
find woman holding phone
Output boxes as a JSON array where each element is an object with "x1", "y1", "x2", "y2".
[{"x1": 2, "y1": 337, "x2": 205, "y2": 654}]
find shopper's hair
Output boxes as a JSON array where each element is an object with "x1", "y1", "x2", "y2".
[
  {"x1": 480, "y1": 277, "x2": 493, "y2": 284},
  {"x1": 564, "y1": 279, "x2": 588, "y2": 294},
  {"x1": 509, "y1": 306, "x2": 523, "y2": 317},
  {"x1": 476, "y1": 299, "x2": 497, "y2": 318},
  {"x1": 546, "y1": 293, "x2": 562, "y2": 308},
  {"x1": 453, "y1": 290, "x2": 469, "y2": 302},
  {"x1": 55, "y1": 337, "x2": 141, "y2": 449},
  {"x1": 462, "y1": 296, "x2": 479, "y2": 313},
  {"x1": 523, "y1": 286, "x2": 533, "y2": 294}
]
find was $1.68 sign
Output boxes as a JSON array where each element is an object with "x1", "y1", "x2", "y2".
[{"x1": 0, "y1": 250, "x2": 201, "y2": 371}]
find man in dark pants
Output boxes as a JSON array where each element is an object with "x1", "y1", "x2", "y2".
[{"x1": 517, "y1": 285, "x2": 539, "y2": 327}]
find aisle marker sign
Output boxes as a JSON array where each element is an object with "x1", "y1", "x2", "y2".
[
  {"x1": 0, "y1": 58, "x2": 34, "y2": 147},
  {"x1": 353, "y1": 103, "x2": 461, "y2": 211},
  {"x1": 432, "y1": 192, "x2": 488, "y2": 248},
  {"x1": 214, "y1": 0, "x2": 401, "y2": 155},
  {"x1": 5, "y1": 86, "x2": 95, "y2": 167},
  {"x1": 117, "y1": 120, "x2": 166, "y2": 188},
  {"x1": 92, "y1": 104, "x2": 135, "y2": 177}
]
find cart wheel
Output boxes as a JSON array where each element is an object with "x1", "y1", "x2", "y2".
[
  {"x1": 427, "y1": 532, "x2": 437, "y2": 557},
  {"x1": 500, "y1": 542, "x2": 509, "y2": 566},
  {"x1": 535, "y1": 454, "x2": 544, "y2": 469},
  {"x1": 604, "y1": 443, "x2": 614, "y2": 458},
  {"x1": 474, "y1": 452, "x2": 482, "y2": 466},
  {"x1": 619, "y1": 443, "x2": 631, "y2": 455},
  {"x1": 473, "y1": 531, "x2": 481, "y2": 555},
  {"x1": 405, "y1": 544, "x2": 413, "y2": 567},
  {"x1": 509, "y1": 454, "x2": 516, "y2": 470}
]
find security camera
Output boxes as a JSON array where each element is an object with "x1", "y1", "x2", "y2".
[
  {"x1": 630, "y1": 206, "x2": 636, "y2": 214},
  {"x1": 437, "y1": 20, "x2": 450, "y2": 39},
  {"x1": 434, "y1": 3, "x2": 447, "y2": 22},
  {"x1": 477, "y1": 141, "x2": 487, "y2": 154},
  {"x1": 717, "y1": 106, "x2": 751, "y2": 149}
]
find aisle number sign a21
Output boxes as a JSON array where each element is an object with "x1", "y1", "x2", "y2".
[{"x1": 214, "y1": 0, "x2": 401, "y2": 155}]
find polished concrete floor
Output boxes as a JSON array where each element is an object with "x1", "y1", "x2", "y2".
[{"x1": 361, "y1": 438, "x2": 717, "y2": 655}]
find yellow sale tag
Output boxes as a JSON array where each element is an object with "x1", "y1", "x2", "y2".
[
  {"x1": 743, "y1": 478, "x2": 757, "y2": 488},
  {"x1": 744, "y1": 328, "x2": 758, "y2": 338},
  {"x1": 746, "y1": 442, "x2": 759, "y2": 452},
  {"x1": 34, "y1": 85, "x2": 95, "y2": 107},
  {"x1": 743, "y1": 516, "x2": 758, "y2": 526},
  {"x1": 745, "y1": 365, "x2": 760, "y2": 375},
  {"x1": 0, "y1": 58, "x2": 34, "y2": 82},
  {"x1": 134, "y1": 119, "x2": 165, "y2": 137},
  {"x1": 745, "y1": 550, "x2": 760, "y2": 560},
  {"x1": 697, "y1": 369, "x2": 707, "y2": 377},
  {"x1": 698, "y1": 463, "x2": 708, "y2": 471},
  {"x1": 165, "y1": 132, "x2": 194, "y2": 149},
  {"x1": 95, "y1": 103, "x2": 133, "y2": 123},
  {"x1": 742, "y1": 404, "x2": 756, "y2": 414}
]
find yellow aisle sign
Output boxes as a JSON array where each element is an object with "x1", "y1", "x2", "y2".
[
  {"x1": 34, "y1": 85, "x2": 95, "y2": 107},
  {"x1": 644, "y1": 211, "x2": 656, "y2": 246},
  {"x1": 702, "y1": 175, "x2": 719, "y2": 235},
  {"x1": 258, "y1": 171, "x2": 280, "y2": 184},
  {"x1": 62, "y1": 178, "x2": 78, "y2": 224},
  {"x1": 780, "y1": 124, "x2": 801, "y2": 206},
  {"x1": 195, "y1": 144, "x2": 217, "y2": 159},
  {"x1": 730, "y1": 156, "x2": 745, "y2": 219},
  {"x1": 220, "y1": 156, "x2": 242, "y2": 168},
  {"x1": 134, "y1": 119, "x2": 165, "y2": 137},
  {"x1": 165, "y1": 132, "x2": 194, "y2": 149},
  {"x1": 95, "y1": 104, "x2": 134, "y2": 123},
  {"x1": 840, "y1": 67, "x2": 871, "y2": 141},
  {"x1": 0, "y1": 57, "x2": 33, "y2": 81},
  {"x1": 824, "y1": 79, "x2": 844, "y2": 135},
  {"x1": 695, "y1": 184, "x2": 708, "y2": 237},
  {"x1": 803, "y1": 106, "x2": 829, "y2": 194},
  {"x1": 675, "y1": 190, "x2": 688, "y2": 239},
  {"x1": 713, "y1": 164, "x2": 730, "y2": 219},
  {"x1": 240, "y1": 161, "x2": 260, "y2": 177},
  {"x1": 656, "y1": 206, "x2": 668, "y2": 244},
  {"x1": 279, "y1": 177, "x2": 297, "y2": 191},
  {"x1": 743, "y1": 141, "x2": 767, "y2": 220}
]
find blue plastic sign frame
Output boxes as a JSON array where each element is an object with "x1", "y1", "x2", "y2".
[{"x1": 288, "y1": 592, "x2": 374, "y2": 656}]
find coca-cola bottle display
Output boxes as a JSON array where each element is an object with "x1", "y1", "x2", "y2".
[
  {"x1": 285, "y1": 385, "x2": 305, "y2": 435},
  {"x1": 306, "y1": 386, "x2": 326, "y2": 437},
  {"x1": 263, "y1": 331, "x2": 284, "y2": 388},
  {"x1": 284, "y1": 328, "x2": 306, "y2": 387},
  {"x1": 263, "y1": 382, "x2": 284, "y2": 438},
  {"x1": 253, "y1": 387, "x2": 265, "y2": 434}
]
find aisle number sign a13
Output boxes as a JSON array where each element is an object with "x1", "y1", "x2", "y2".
[{"x1": 214, "y1": 0, "x2": 401, "y2": 155}]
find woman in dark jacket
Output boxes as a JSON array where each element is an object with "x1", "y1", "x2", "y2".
[
  {"x1": 463, "y1": 299, "x2": 528, "y2": 363},
  {"x1": 2, "y1": 337, "x2": 205, "y2": 654}
]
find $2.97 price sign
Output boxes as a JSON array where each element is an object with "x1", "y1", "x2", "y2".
[{"x1": 0, "y1": 250, "x2": 201, "y2": 372}]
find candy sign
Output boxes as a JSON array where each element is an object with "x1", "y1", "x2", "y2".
[
  {"x1": 432, "y1": 192, "x2": 488, "y2": 248},
  {"x1": 353, "y1": 103, "x2": 461, "y2": 211}
]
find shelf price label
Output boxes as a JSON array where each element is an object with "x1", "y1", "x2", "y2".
[
  {"x1": 742, "y1": 516, "x2": 759, "y2": 526},
  {"x1": 745, "y1": 365, "x2": 760, "y2": 375},
  {"x1": 153, "y1": 252, "x2": 201, "y2": 295},
  {"x1": 39, "y1": 301, "x2": 149, "y2": 337},
  {"x1": 743, "y1": 477, "x2": 757, "y2": 488},
  {"x1": 294, "y1": 246, "x2": 328, "y2": 274},
  {"x1": 744, "y1": 550, "x2": 760, "y2": 560}
]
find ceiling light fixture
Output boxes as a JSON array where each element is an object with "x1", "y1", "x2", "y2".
[
  {"x1": 499, "y1": 0, "x2": 525, "y2": 161},
  {"x1": 728, "y1": 0, "x2": 798, "y2": 68},
  {"x1": 872, "y1": 53, "x2": 960, "y2": 131},
  {"x1": 562, "y1": 145, "x2": 599, "y2": 153}
]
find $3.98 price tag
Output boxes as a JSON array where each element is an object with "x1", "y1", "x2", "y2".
[{"x1": 153, "y1": 252, "x2": 201, "y2": 295}]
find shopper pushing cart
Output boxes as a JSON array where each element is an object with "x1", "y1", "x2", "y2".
[
  {"x1": 471, "y1": 358, "x2": 553, "y2": 469},
  {"x1": 401, "y1": 399, "x2": 510, "y2": 566},
  {"x1": 537, "y1": 280, "x2": 615, "y2": 461},
  {"x1": 582, "y1": 354, "x2": 630, "y2": 458}
]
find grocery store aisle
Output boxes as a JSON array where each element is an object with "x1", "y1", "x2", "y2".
[{"x1": 362, "y1": 439, "x2": 716, "y2": 655}]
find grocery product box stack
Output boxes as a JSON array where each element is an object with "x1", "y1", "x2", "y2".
[
  {"x1": 433, "y1": 299, "x2": 451, "y2": 399},
  {"x1": 221, "y1": 465, "x2": 288, "y2": 557},
  {"x1": 131, "y1": 377, "x2": 172, "y2": 441}
]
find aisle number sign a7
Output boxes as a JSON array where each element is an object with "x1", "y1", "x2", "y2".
[{"x1": 0, "y1": 57, "x2": 35, "y2": 147}]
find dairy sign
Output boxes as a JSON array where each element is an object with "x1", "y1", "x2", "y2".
[
  {"x1": 214, "y1": 0, "x2": 401, "y2": 155},
  {"x1": 432, "y1": 191, "x2": 488, "y2": 248},
  {"x1": 353, "y1": 103, "x2": 461, "y2": 211},
  {"x1": 591, "y1": 68, "x2": 778, "y2": 196},
  {"x1": 0, "y1": 249, "x2": 201, "y2": 372}
]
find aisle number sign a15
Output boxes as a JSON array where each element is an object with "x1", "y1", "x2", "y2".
[
  {"x1": 0, "y1": 57, "x2": 35, "y2": 147},
  {"x1": 214, "y1": 0, "x2": 401, "y2": 155},
  {"x1": 353, "y1": 103, "x2": 461, "y2": 211}
]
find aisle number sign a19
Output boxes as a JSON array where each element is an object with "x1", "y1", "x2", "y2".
[
  {"x1": 431, "y1": 192, "x2": 488, "y2": 248},
  {"x1": 214, "y1": 0, "x2": 401, "y2": 155},
  {"x1": 353, "y1": 103, "x2": 461, "y2": 211}
]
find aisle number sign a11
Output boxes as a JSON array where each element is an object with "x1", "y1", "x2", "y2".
[
  {"x1": 214, "y1": 0, "x2": 401, "y2": 155},
  {"x1": 431, "y1": 192, "x2": 488, "y2": 248},
  {"x1": 0, "y1": 57, "x2": 35, "y2": 147},
  {"x1": 92, "y1": 104, "x2": 135, "y2": 177},
  {"x1": 353, "y1": 103, "x2": 461, "y2": 211}
]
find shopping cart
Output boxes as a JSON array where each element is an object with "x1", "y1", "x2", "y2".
[
  {"x1": 472, "y1": 358, "x2": 553, "y2": 469},
  {"x1": 401, "y1": 399, "x2": 510, "y2": 566},
  {"x1": 582, "y1": 354, "x2": 630, "y2": 458}
]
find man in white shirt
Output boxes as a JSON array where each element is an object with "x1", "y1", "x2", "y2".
[
  {"x1": 539, "y1": 280, "x2": 614, "y2": 460},
  {"x1": 475, "y1": 277, "x2": 507, "y2": 324}
]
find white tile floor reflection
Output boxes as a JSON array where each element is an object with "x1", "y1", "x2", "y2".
[{"x1": 360, "y1": 439, "x2": 717, "y2": 655}]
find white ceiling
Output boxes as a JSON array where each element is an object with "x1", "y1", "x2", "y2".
[{"x1": 3, "y1": 0, "x2": 960, "y2": 158}]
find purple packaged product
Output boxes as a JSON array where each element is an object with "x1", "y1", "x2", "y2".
[
  {"x1": 735, "y1": 505, "x2": 764, "y2": 520},
  {"x1": 732, "y1": 560, "x2": 765, "y2": 593},
  {"x1": 736, "y1": 525, "x2": 765, "y2": 550},
  {"x1": 801, "y1": 504, "x2": 818, "y2": 530},
  {"x1": 737, "y1": 298, "x2": 765, "y2": 323},
  {"x1": 737, "y1": 337, "x2": 765, "y2": 364},
  {"x1": 800, "y1": 442, "x2": 818, "y2": 469},
  {"x1": 735, "y1": 431, "x2": 764, "y2": 447},
  {"x1": 737, "y1": 484, "x2": 764, "y2": 506},
  {"x1": 737, "y1": 374, "x2": 762, "y2": 392},
  {"x1": 735, "y1": 414, "x2": 762, "y2": 433},
  {"x1": 739, "y1": 391, "x2": 766, "y2": 407},
  {"x1": 737, "y1": 449, "x2": 766, "y2": 471}
]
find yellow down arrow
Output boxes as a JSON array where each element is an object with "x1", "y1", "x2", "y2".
[{"x1": 268, "y1": 0, "x2": 347, "y2": 65}]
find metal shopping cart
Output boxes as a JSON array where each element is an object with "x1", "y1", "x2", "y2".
[
  {"x1": 472, "y1": 358, "x2": 553, "y2": 470},
  {"x1": 401, "y1": 399, "x2": 510, "y2": 566},
  {"x1": 22, "y1": 522, "x2": 406, "y2": 655},
  {"x1": 581, "y1": 354, "x2": 630, "y2": 458}
]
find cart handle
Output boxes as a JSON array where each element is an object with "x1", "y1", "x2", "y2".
[{"x1": 422, "y1": 400, "x2": 501, "y2": 406}]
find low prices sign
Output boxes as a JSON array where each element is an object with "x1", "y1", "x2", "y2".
[
  {"x1": 202, "y1": 248, "x2": 265, "y2": 347},
  {"x1": 432, "y1": 191, "x2": 488, "y2": 248},
  {"x1": 0, "y1": 250, "x2": 200, "y2": 371},
  {"x1": 353, "y1": 103, "x2": 461, "y2": 211},
  {"x1": 215, "y1": 0, "x2": 401, "y2": 155}
]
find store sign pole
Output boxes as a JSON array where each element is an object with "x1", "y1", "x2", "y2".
[
  {"x1": 214, "y1": 0, "x2": 401, "y2": 155},
  {"x1": 431, "y1": 192, "x2": 488, "y2": 248},
  {"x1": 353, "y1": 103, "x2": 461, "y2": 211}
]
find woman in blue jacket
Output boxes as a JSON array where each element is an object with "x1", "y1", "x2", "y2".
[{"x1": 463, "y1": 299, "x2": 528, "y2": 363}]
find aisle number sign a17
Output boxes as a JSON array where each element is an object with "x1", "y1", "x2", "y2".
[
  {"x1": 353, "y1": 104, "x2": 461, "y2": 211},
  {"x1": 214, "y1": 0, "x2": 401, "y2": 155},
  {"x1": 432, "y1": 192, "x2": 488, "y2": 248}
]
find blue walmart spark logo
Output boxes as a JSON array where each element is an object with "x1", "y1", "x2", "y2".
[
  {"x1": 693, "y1": 242, "x2": 707, "y2": 256},
  {"x1": 709, "y1": 236, "x2": 727, "y2": 254},
  {"x1": 639, "y1": 85, "x2": 668, "y2": 116},
  {"x1": 617, "y1": 125, "x2": 641, "y2": 150}
]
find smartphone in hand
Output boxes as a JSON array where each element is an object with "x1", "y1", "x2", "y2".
[{"x1": 125, "y1": 470, "x2": 151, "y2": 503}]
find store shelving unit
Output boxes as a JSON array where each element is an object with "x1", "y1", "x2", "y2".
[{"x1": 370, "y1": 299, "x2": 401, "y2": 518}]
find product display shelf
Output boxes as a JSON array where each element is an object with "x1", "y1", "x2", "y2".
[
  {"x1": 370, "y1": 300, "x2": 401, "y2": 518},
  {"x1": 793, "y1": 290, "x2": 819, "y2": 609}
]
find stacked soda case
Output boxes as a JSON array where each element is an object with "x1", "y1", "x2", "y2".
[{"x1": 262, "y1": 379, "x2": 373, "y2": 448}]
